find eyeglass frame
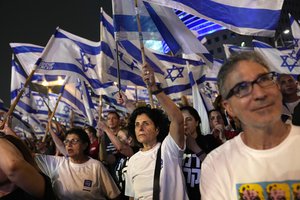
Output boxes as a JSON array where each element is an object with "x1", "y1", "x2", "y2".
[
  {"x1": 224, "y1": 72, "x2": 277, "y2": 100},
  {"x1": 63, "y1": 138, "x2": 81, "y2": 145}
]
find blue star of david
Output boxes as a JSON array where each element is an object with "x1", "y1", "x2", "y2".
[
  {"x1": 35, "y1": 98, "x2": 44, "y2": 109},
  {"x1": 75, "y1": 81, "x2": 84, "y2": 100},
  {"x1": 165, "y1": 65, "x2": 184, "y2": 82},
  {"x1": 76, "y1": 49, "x2": 96, "y2": 72},
  {"x1": 63, "y1": 106, "x2": 70, "y2": 114},
  {"x1": 117, "y1": 51, "x2": 139, "y2": 71},
  {"x1": 280, "y1": 54, "x2": 300, "y2": 72},
  {"x1": 18, "y1": 83, "x2": 31, "y2": 98}
]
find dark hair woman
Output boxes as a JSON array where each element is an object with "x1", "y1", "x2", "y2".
[
  {"x1": 124, "y1": 63, "x2": 189, "y2": 200},
  {"x1": 180, "y1": 106, "x2": 221, "y2": 199},
  {"x1": 35, "y1": 126, "x2": 121, "y2": 200}
]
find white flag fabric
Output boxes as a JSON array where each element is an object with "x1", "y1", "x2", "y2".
[
  {"x1": 223, "y1": 44, "x2": 254, "y2": 59},
  {"x1": 48, "y1": 92, "x2": 73, "y2": 126},
  {"x1": 10, "y1": 43, "x2": 63, "y2": 84},
  {"x1": 144, "y1": 2, "x2": 213, "y2": 64},
  {"x1": 10, "y1": 43, "x2": 43, "y2": 75},
  {"x1": 199, "y1": 59, "x2": 223, "y2": 111},
  {"x1": 112, "y1": 0, "x2": 212, "y2": 61},
  {"x1": 102, "y1": 9, "x2": 206, "y2": 99},
  {"x1": 253, "y1": 40, "x2": 300, "y2": 75},
  {"x1": 290, "y1": 14, "x2": 300, "y2": 59},
  {"x1": 60, "y1": 78, "x2": 96, "y2": 126},
  {"x1": 143, "y1": 0, "x2": 284, "y2": 37},
  {"x1": 99, "y1": 82, "x2": 134, "y2": 113},
  {"x1": 10, "y1": 58, "x2": 47, "y2": 135},
  {"x1": 187, "y1": 62, "x2": 210, "y2": 135},
  {"x1": 35, "y1": 28, "x2": 103, "y2": 94}
]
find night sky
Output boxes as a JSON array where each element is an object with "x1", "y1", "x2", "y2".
[{"x1": 0, "y1": 0, "x2": 112, "y2": 107}]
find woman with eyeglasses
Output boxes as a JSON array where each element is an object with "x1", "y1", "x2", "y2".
[{"x1": 35, "y1": 127, "x2": 121, "y2": 200}]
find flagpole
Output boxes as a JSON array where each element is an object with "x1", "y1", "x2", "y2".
[
  {"x1": 134, "y1": 0, "x2": 154, "y2": 108},
  {"x1": 42, "y1": 93, "x2": 62, "y2": 142},
  {"x1": 70, "y1": 109, "x2": 74, "y2": 128},
  {"x1": 115, "y1": 41, "x2": 122, "y2": 92},
  {"x1": 98, "y1": 94, "x2": 107, "y2": 162},
  {"x1": 135, "y1": 86, "x2": 138, "y2": 104},
  {"x1": 1, "y1": 29, "x2": 57, "y2": 129}
]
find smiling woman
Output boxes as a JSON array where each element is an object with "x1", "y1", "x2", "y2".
[{"x1": 35, "y1": 127, "x2": 121, "y2": 200}]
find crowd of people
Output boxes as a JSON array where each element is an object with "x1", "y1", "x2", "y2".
[{"x1": 0, "y1": 51, "x2": 300, "y2": 199}]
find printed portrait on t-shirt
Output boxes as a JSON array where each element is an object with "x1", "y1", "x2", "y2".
[{"x1": 237, "y1": 181, "x2": 300, "y2": 200}]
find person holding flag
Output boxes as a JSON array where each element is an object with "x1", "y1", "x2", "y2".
[{"x1": 125, "y1": 63, "x2": 188, "y2": 200}]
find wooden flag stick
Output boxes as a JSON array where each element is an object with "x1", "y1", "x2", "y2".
[
  {"x1": 134, "y1": 0, "x2": 154, "y2": 108},
  {"x1": 0, "y1": 67, "x2": 37, "y2": 129},
  {"x1": 42, "y1": 93, "x2": 62, "y2": 142},
  {"x1": 98, "y1": 95, "x2": 107, "y2": 162}
]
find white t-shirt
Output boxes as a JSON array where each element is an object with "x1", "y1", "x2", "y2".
[
  {"x1": 282, "y1": 99, "x2": 300, "y2": 117},
  {"x1": 125, "y1": 134, "x2": 189, "y2": 200},
  {"x1": 35, "y1": 155, "x2": 120, "y2": 200},
  {"x1": 200, "y1": 125, "x2": 300, "y2": 200}
]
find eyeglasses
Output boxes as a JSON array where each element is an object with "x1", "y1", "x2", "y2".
[
  {"x1": 225, "y1": 72, "x2": 277, "y2": 100},
  {"x1": 63, "y1": 138, "x2": 81, "y2": 145}
]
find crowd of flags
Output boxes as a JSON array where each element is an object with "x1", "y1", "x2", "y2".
[{"x1": 4, "y1": 0, "x2": 299, "y2": 138}]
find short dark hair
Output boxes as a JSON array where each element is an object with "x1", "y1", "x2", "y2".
[
  {"x1": 84, "y1": 125, "x2": 97, "y2": 137},
  {"x1": 65, "y1": 128, "x2": 91, "y2": 155},
  {"x1": 128, "y1": 106, "x2": 170, "y2": 143},
  {"x1": 107, "y1": 111, "x2": 120, "y2": 119},
  {"x1": 217, "y1": 52, "x2": 270, "y2": 98},
  {"x1": 208, "y1": 109, "x2": 228, "y2": 126}
]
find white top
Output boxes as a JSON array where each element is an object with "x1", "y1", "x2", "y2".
[
  {"x1": 282, "y1": 99, "x2": 300, "y2": 116},
  {"x1": 35, "y1": 155, "x2": 120, "y2": 200},
  {"x1": 125, "y1": 134, "x2": 189, "y2": 200},
  {"x1": 200, "y1": 125, "x2": 300, "y2": 200}
]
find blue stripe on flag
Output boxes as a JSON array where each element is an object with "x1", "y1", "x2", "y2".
[
  {"x1": 144, "y1": 2, "x2": 181, "y2": 55},
  {"x1": 119, "y1": 41, "x2": 165, "y2": 75},
  {"x1": 172, "y1": 0, "x2": 281, "y2": 30},
  {"x1": 113, "y1": 15, "x2": 160, "y2": 33},
  {"x1": 55, "y1": 31, "x2": 101, "y2": 55},
  {"x1": 252, "y1": 40, "x2": 272, "y2": 48},
  {"x1": 12, "y1": 46, "x2": 43, "y2": 54}
]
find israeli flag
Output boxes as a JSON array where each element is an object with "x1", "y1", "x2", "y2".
[
  {"x1": 35, "y1": 28, "x2": 103, "y2": 94},
  {"x1": 223, "y1": 44, "x2": 254, "y2": 59},
  {"x1": 200, "y1": 59, "x2": 223, "y2": 111},
  {"x1": 99, "y1": 82, "x2": 134, "y2": 113},
  {"x1": 48, "y1": 92, "x2": 72, "y2": 122},
  {"x1": 103, "y1": 9, "x2": 207, "y2": 100},
  {"x1": 144, "y1": 2, "x2": 212, "y2": 63},
  {"x1": 60, "y1": 78, "x2": 96, "y2": 126},
  {"x1": 11, "y1": 57, "x2": 37, "y2": 114},
  {"x1": 112, "y1": 0, "x2": 212, "y2": 61},
  {"x1": 10, "y1": 43, "x2": 66, "y2": 84},
  {"x1": 187, "y1": 62, "x2": 210, "y2": 135},
  {"x1": 143, "y1": 0, "x2": 284, "y2": 37},
  {"x1": 290, "y1": 14, "x2": 300, "y2": 58},
  {"x1": 10, "y1": 58, "x2": 47, "y2": 134},
  {"x1": 253, "y1": 40, "x2": 300, "y2": 75}
]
